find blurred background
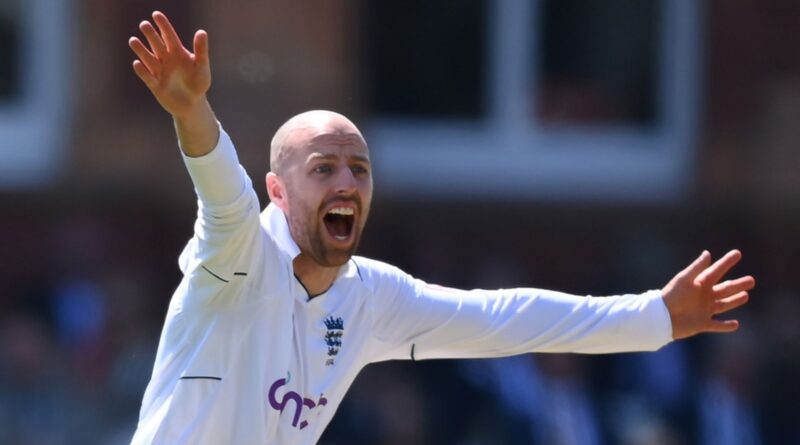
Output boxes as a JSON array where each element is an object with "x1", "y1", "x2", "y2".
[{"x1": 1, "y1": 0, "x2": 798, "y2": 443}]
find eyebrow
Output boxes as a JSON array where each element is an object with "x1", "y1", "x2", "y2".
[{"x1": 306, "y1": 153, "x2": 371, "y2": 164}]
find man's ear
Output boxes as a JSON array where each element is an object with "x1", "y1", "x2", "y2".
[{"x1": 266, "y1": 172, "x2": 289, "y2": 212}]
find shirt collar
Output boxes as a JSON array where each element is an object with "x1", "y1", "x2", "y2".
[{"x1": 260, "y1": 202, "x2": 302, "y2": 260}]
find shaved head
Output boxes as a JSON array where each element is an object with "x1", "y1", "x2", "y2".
[
  {"x1": 270, "y1": 110, "x2": 366, "y2": 175},
  {"x1": 265, "y1": 110, "x2": 373, "y2": 269}
]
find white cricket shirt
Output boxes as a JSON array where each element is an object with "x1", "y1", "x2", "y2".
[{"x1": 130, "y1": 127, "x2": 673, "y2": 444}]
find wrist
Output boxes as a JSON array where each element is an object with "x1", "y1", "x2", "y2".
[{"x1": 174, "y1": 97, "x2": 219, "y2": 157}]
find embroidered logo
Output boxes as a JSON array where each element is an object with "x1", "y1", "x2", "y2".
[{"x1": 323, "y1": 315, "x2": 343, "y2": 366}]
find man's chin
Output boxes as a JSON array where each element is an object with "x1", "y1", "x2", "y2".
[
  {"x1": 319, "y1": 239, "x2": 362, "y2": 267},
  {"x1": 318, "y1": 257, "x2": 349, "y2": 268},
  {"x1": 317, "y1": 232, "x2": 360, "y2": 266},
  {"x1": 319, "y1": 246, "x2": 357, "y2": 267}
]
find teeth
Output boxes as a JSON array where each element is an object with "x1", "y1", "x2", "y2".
[
  {"x1": 334, "y1": 235, "x2": 348, "y2": 240},
  {"x1": 328, "y1": 207, "x2": 354, "y2": 216}
]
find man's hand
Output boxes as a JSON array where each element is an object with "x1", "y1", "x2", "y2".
[
  {"x1": 662, "y1": 250, "x2": 755, "y2": 340},
  {"x1": 129, "y1": 11, "x2": 218, "y2": 156}
]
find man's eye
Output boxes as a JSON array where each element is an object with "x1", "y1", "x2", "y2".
[
  {"x1": 351, "y1": 166, "x2": 368, "y2": 175},
  {"x1": 314, "y1": 165, "x2": 332, "y2": 174}
]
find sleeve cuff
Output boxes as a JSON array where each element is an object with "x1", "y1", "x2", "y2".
[
  {"x1": 181, "y1": 122, "x2": 228, "y2": 165},
  {"x1": 645, "y1": 289, "x2": 674, "y2": 347},
  {"x1": 181, "y1": 124, "x2": 249, "y2": 206}
]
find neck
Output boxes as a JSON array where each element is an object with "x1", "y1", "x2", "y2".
[{"x1": 292, "y1": 254, "x2": 341, "y2": 298}]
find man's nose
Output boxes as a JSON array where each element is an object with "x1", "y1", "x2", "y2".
[{"x1": 334, "y1": 167, "x2": 357, "y2": 194}]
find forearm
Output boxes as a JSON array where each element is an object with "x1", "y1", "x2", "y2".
[
  {"x1": 470, "y1": 288, "x2": 672, "y2": 355},
  {"x1": 494, "y1": 288, "x2": 673, "y2": 354},
  {"x1": 174, "y1": 97, "x2": 220, "y2": 158}
]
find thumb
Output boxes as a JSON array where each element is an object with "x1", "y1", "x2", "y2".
[{"x1": 132, "y1": 60, "x2": 158, "y2": 89}]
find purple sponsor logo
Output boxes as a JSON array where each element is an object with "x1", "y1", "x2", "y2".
[{"x1": 268, "y1": 377, "x2": 328, "y2": 430}]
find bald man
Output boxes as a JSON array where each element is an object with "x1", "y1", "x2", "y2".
[{"x1": 127, "y1": 12, "x2": 754, "y2": 444}]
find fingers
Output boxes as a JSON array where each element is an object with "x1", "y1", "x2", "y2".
[
  {"x1": 707, "y1": 318, "x2": 740, "y2": 333},
  {"x1": 713, "y1": 291, "x2": 749, "y2": 315},
  {"x1": 679, "y1": 250, "x2": 711, "y2": 280},
  {"x1": 696, "y1": 249, "x2": 742, "y2": 287},
  {"x1": 132, "y1": 60, "x2": 157, "y2": 88},
  {"x1": 713, "y1": 275, "x2": 755, "y2": 298},
  {"x1": 152, "y1": 11, "x2": 184, "y2": 52},
  {"x1": 193, "y1": 30, "x2": 209, "y2": 67},
  {"x1": 129, "y1": 37, "x2": 160, "y2": 75},
  {"x1": 139, "y1": 20, "x2": 167, "y2": 59}
]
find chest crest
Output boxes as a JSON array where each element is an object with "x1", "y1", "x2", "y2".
[{"x1": 323, "y1": 315, "x2": 343, "y2": 366}]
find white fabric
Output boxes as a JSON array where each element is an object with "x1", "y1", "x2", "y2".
[{"x1": 131, "y1": 127, "x2": 673, "y2": 444}]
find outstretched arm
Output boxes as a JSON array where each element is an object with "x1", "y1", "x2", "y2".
[
  {"x1": 662, "y1": 249, "x2": 754, "y2": 339},
  {"x1": 128, "y1": 11, "x2": 218, "y2": 156},
  {"x1": 363, "y1": 250, "x2": 754, "y2": 362},
  {"x1": 364, "y1": 261, "x2": 674, "y2": 362}
]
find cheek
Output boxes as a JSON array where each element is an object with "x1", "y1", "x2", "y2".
[
  {"x1": 359, "y1": 189, "x2": 373, "y2": 220},
  {"x1": 361, "y1": 183, "x2": 374, "y2": 205},
  {"x1": 360, "y1": 177, "x2": 374, "y2": 196},
  {"x1": 290, "y1": 196, "x2": 317, "y2": 219},
  {"x1": 285, "y1": 181, "x2": 317, "y2": 209}
]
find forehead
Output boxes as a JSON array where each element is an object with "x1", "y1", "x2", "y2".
[{"x1": 286, "y1": 124, "x2": 370, "y2": 161}]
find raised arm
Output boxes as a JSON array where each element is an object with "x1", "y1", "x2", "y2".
[
  {"x1": 128, "y1": 11, "x2": 217, "y2": 156},
  {"x1": 128, "y1": 12, "x2": 270, "y2": 305}
]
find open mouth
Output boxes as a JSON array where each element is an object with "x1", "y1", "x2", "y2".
[{"x1": 323, "y1": 207, "x2": 355, "y2": 241}]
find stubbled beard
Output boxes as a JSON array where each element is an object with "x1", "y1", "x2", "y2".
[
  {"x1": 288, "y1": 208, "x2": 362, "y2": 268},
  {"x1": 309, "y1": 222, "x2": 360, "y2": 267}
]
